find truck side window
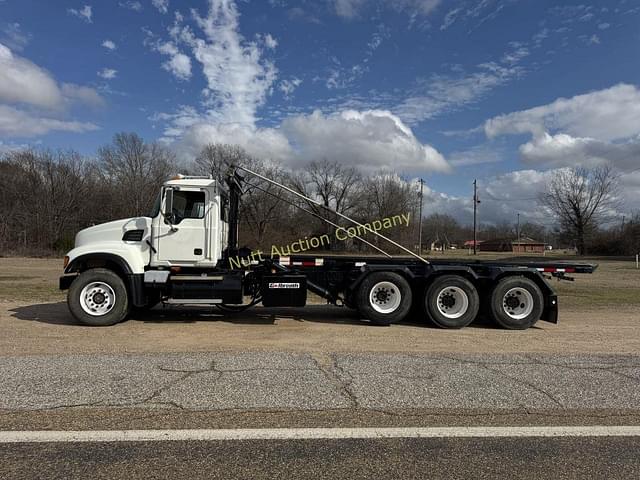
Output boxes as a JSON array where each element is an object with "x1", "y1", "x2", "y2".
[{"x1": 171, "y1": 190, "x2": 206, "y2": 224}]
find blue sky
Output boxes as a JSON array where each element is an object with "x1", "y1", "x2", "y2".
[{"x1": 1, "y1": 0, "x2": 639, "y2": 225}]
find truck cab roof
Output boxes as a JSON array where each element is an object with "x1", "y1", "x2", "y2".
[{"x1": 164, "y1": 176, "x2": 227, "y2": 194}]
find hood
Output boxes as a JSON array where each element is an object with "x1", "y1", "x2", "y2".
[{"x1": 75, "y1": 217, "x2": 151, "y2": 248}]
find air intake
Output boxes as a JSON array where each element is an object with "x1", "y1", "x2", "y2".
[{"x1": 122, "y1": 229, "x2": 144, "y2": 242}]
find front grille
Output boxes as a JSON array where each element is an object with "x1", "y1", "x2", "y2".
[{"x1": 122, "y1": 229, "x2": 144, "y2": 242}]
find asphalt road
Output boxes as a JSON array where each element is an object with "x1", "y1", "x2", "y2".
[
  {"x1": 2, "y1": 437, "x2": 639, "y2": 480},
  {"x1": 1, "y1": 352, "x2": 640, "y2": 478},
  {"x1": 2, "y1": 352, "x2": 640, "y2": 413}
]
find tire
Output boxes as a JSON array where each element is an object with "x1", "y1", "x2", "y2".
[
  {"x1": 490, "y1": 276, "x2": 543, "y2": 330},
  {"x1": 425, "y1": 275, "x2": 480, "y2": 329},
  {"x1": 68, "y1": 268, "x2": 130, "y2": 326},
  {"x1": 357, "y1": 272, "x2": 412, "y2": 326}
]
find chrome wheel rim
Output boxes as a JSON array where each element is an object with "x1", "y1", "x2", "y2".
[
  {"x1": 436, "y1": 286, "x2": 469, "y2": 319},
  {"x1": 80, "y1": 282, "x2": 116, "y2": 316},
  {"x1": 369, "y1": 281, "x2": 402, "y2": 314},
  {"x1": 502, "y1": 287, "x2": 534, "y2": 320}
]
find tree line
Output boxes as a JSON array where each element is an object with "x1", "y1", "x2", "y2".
[{"x1": 0, "y1": 132, "x2": 636, "y2": 257}]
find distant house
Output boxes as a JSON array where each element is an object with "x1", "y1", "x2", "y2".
[
  {"x1": 480, "y1": 237, "x2": 545, "y2": 254},
  {"x1": 463, "y1": 240, "x2": 482, "y2": 248}
]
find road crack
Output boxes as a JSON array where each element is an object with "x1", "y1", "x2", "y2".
[{"x1": 311, "y1": 353, "x2": 359, "y2": 408}]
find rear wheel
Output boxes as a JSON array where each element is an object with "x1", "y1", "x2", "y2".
[
  {"x1": 357, "y1": 272, "x2": 412, "y2": 326},
  {"x1": 425, "y1": 275, "x2": 479, "y2": 329},
  {"x1": 68, "y1": 268, "x2": 129, "y2": 326},
  {"x1": 490, "y1": 276, "x2": 543, "y2": 330}
]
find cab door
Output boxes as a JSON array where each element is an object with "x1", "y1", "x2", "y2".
[{"x1": 155, "y1": 188, "x2": 208, "y2": 264}]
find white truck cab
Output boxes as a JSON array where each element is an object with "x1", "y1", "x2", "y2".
[
  {"x1": 64, "y1": 176, "x2": 229, "y2": 275},
  {"x1": 60, "y1": 175, "x2": 235, "y2": 325},
  {"x1": 150, "y1": 177, "x2": 229, "y2": 268}
]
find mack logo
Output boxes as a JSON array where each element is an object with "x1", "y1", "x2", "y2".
[{"x1": 268, "y1": 282, "x2": 300, "y2": 289}]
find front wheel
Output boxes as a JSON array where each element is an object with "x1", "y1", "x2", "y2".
[
  {"x1": 68, "y1": 268, "x2": 129, "y2": 326},
  {"x1": 490, "y1": 276, "x2": 543, "y2": 330},
  {"x1": 356, "y1": 272, "x2": 412, "y2": 326}
]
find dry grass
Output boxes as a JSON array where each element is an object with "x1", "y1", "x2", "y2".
[{"x1": 0, "y1": 258, "x2": 65, "y2": 303}]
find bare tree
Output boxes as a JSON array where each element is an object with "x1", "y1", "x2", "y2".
[
  {"x1": 288, "y1": 159, "x2": 362, "y2": 247},
  {"x1": 422, "y1": 213, "x2": 462, "y2": 249},
  {"x1": 239, "y1": 157, "x2": 290, "y2": 248},
  {"x1": 98, "y1": 133, "x2": 175, "y2": 217},
  {"x1": 0, "y1": 149, "x2": 91, "y2": 251},
  {"x1": 193, "y1": 143, "x2": 249, "y2": 182},
  {"x1": 538, "y1": 166, "x2": 619, "y2": 255},
  {"x1": 361, "y1": 172, "x2": 419, "y2": 220},
  {"x1": 358, "y1": 172, "x2": 420, "y2": 250}
]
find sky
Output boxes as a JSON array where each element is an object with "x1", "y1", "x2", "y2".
[{"x1": 1, "y1": 0, "x2": 639, "y2": 227}]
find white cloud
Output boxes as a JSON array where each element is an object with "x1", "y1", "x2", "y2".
[
  {"x1": 0, "y1": 140, "x2": 35, "y2": 153},
  {"x1": 157, "y1": 42, "x2": 192, "y2": 80},
  {"x1": 61, "y1": 83, "x2": 105, "y2": 108},
  {"x1": 335, "y1": 0, "x2": 441, "y2": 18},
  {"x1": 519, "y1": 133, "x2": 640, "y2": 172},
  {"x1": 163, "y1": 52, "x2": 191, "y2": 80},
  {"x1": 395, "y1": 62, "x2": 524, "y2": 124},
  {"x1": 68, "y1": 5, "x2": 93, "y2": 23},
  {"x1": 448, "y1": 144, "x2": 504, "y2": 167},
  {"x1": 119, "y1": 1, "x2": 143, "y2": 11},
  {"x1": 485, "y1": 84, "x2": 640, "y2": 142},
  {"x1": 186, "y1": 0, "x2": 278, "y2": 125},
  {"x1": 279, "y1": 77, "x2": 302, "y2": 97},
  {"x1": 501, "y1": 47, "x2": 529, "y2": 65},
  {"x1": 281, "y1": 109, "x2": 450, "y2": 173},
  {"x1": 0, "y1": 43, "x2": 103, "y2": 137},
  {"x1": 98, "y1": 68, "x2": 117, "y2": 80},
  {"x1": 334, "y1": 0, "x2": 366, "y2": 18},
  {"x1": 422, "y1": 169, "x2": 560, "y2": 226},
  {"x1": 550, "y1": 4, "x2": 595, "y2": 24},
  {"x1": 152, "y1": 0, "x2": 169, "y2": 14},
  {"x1": 144, "y1": 24, "x2": 193, "y2": 81},
  {"x1": 598, "y1": 22, "x2": 610, "y2": 29},
  {"x1": 440, "y1": 7, "x2": 462, "y2": 30},
  {"x1": 159, "y1": 108, "x2": 450, "y2": 174},
  {"x1": 423, "y1": 165, "x2": 638, "y2": 226},
  {"x1": 1, "y1": 23, "x2": 31, "y2": 52},
  {"x1": 579, "y1": 33, "x2": 601, "y2": 45},
  {"x1": 0, "y1": 43, "x2": 64, "y2": 108},
  {"x1": 0, "y1": 105, "x2": 98, "y2": 137},
  {"x1": 264, "y1": 33, "x2": 278, "y2": 49},
  {"x1": 485, "y1": 84, "x2": 640, "y2": 172},
  {"x1": 102, "y1": 39, "x2": 117, "y2": 50}
]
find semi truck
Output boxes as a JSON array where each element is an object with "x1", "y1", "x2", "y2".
[{"x1": 59, "y1": 165, "x2": 596, "y2": 329}]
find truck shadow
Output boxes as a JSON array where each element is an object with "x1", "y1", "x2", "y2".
[{"x1": 10, "y1": 302, "x2": 513, "y2": 330}]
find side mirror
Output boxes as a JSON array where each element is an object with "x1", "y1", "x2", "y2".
[{"x1": 163, "y1": 188, "x2": 174, "y2": 224}]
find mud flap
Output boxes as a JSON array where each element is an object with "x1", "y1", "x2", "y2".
[{"x1": 541, "y1": 294, "x2": 558, "y2": 324}]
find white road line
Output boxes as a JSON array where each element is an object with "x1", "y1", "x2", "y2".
[{"x1": 1, "y1": 426, "x2": 640, "y2": 443}]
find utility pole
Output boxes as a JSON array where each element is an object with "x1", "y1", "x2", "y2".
[
  {"x1": 418, "y1": 178, "x2": 424, "y2": 255},
  {"x1": 517, "y1": 213, "x2": 520, "y2": 243},
  {"x1": 473, "y1": 179, "x2": 479, "y2": 255}
]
